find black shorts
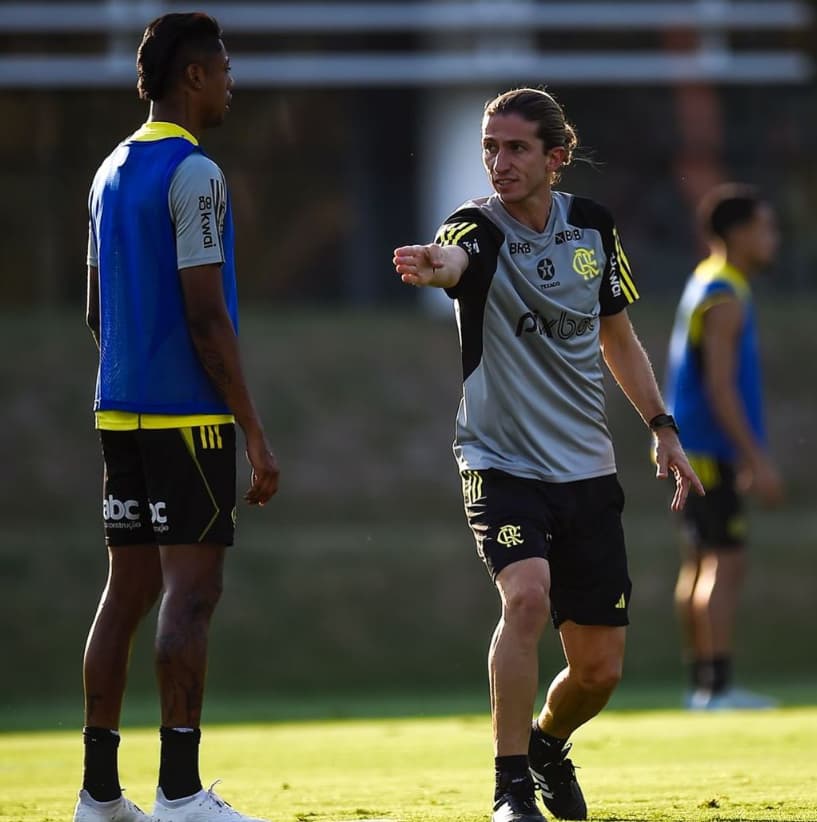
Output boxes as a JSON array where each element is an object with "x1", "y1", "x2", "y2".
[
  {"x1": 460, "y1": 469, "x2": 631, "y2": 628},
  {"x1": 100, "y1": 424, "x2": 236, "y2": 546},
  {"x1": 681, "y1": 458, "x2": 745, "y2": 550}
]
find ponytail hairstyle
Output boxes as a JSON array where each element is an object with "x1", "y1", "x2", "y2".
[
  {"x1": 484, "y1": 87, "x2": 579, "y2": 183},
  {"x1": 136, "y1": 12, "x2": 223, "y2": 102}
]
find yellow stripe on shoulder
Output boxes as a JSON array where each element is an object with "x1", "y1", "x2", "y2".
[
  {"x1": 435, "y1": 221, "x2": 477, "y2": 247},
  {"x1": 614, "y1": 229, "x2": 639, "y2": 301},
  {"x1": 451, "y1": 222, "x2": 477, "y2": 244}
]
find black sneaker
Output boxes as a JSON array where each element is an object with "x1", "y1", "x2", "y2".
[
  {"x1": 528, "y1": 725, "x2": 587, "y2": 820},
  {"x1": 492, "y1": 790, "x2": 547, "y2": 822}
]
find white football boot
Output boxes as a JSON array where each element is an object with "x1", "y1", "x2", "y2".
[
  {"x1": 152, "y1": 781, "x2": 268, "y2": 822},
  {"x1": 73, "y1": 789, "x2": 152, "y2": 822}
]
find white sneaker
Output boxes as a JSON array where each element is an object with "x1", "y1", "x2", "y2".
[
  {"x1": 73, "y1": 789, "x2": 152, "y2": 821},
  {"x1": 152, "y1": 782, "x2": 268, "y2": 821},
  {"x1": 687, "y1": 686, "x2": 779, "y2": 711}
]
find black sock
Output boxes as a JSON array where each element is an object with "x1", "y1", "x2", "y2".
[
  {"x1": 710, "y1": 655, "x2": 732, "y2": 694},
  {"x1": 494, "y1": 754, "x2": 531, "y2": 802},
  {"x1": 694, "y1": 656, "x2": 732, "y2": 693},
  {"x1": 531, "y1": 722, "x2": 567, "y2": 758},
  {"x1": 82, "y1": 726, "x2": 121, "y2": 802},
  {"x1": 690, "y1": 659, "x2": 707, "y2": 690},
  {"x1": 159, "y1": 727, "x2": 202, "y2": 800}
]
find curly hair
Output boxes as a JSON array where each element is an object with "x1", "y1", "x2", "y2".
[{"x1": 136, "y1": 12, "x2": 223, "y2": 102}]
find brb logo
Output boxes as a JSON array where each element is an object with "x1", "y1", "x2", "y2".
[
  {"x1": 572, "y1": 246, "x2": 600, "y2": 280},
  {"x1": 515, "y1": 311, "x2": 595, "y2": 340},
  {"x1": 509, "y1": 241, "x2": 532, "y2": 255},
  {"x1": 555, "y1": 228, "x2": 583, "y2": 245}
]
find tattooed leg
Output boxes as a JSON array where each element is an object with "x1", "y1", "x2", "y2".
[{"x1": 156, "y1": 544, "x2": 225, "y2": 728}]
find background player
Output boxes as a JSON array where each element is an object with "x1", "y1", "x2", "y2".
[
  {"x1": 394, "y1": 87, "x2": 703, "y2": 822},
  {"x1": 665, "y1": 184, "x2": 784, "y2": 710},
  {"x1": 76, "y1": 13, "x2": 278, "y2": 822}
]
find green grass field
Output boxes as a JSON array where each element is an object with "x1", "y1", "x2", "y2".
[{"x1": 3, "y1": 706, "x2": 816, "y2": 822}]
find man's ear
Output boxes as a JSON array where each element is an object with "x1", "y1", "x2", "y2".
[
  {"x1": 547, "y1": 146, "x2": 567, "y2": 173},
  {"x1": 184, "y1": 62, "x2": 206, "y2": 90}
]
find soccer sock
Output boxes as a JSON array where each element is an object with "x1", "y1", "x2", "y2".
[
  {"x1": 494, "y1": 755, "x2": 532, "y2": 802},
  {"x1": 694, "y1": 656, "x2": 732, "y2": 693},
  {"x1": 531, "y1": 721, "x2": 568, "y2": 758},
  {"x1": 693, "y1": 657, "x2": 714, "y2": 690},
  {"x1": 710, "y1": 655, "x2": 733, "y2": 694},
  {"x1": 82, "y1": 726, "x2": 122, "y2": 802},
  {"x1": 159, "y1": 727, "x2": 203, "y2": 800},
  {"x1": 690, "y1": 659, "x2": 705, "y2": 689}
]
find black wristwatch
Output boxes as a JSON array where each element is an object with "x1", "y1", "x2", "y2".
[{"x1": 649, "y1": 413, "x2": 680, "y2": 435}]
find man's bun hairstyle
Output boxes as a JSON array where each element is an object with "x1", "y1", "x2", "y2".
[{"x1": 137, "y1": 12, "x2": 222, "y2": 102}]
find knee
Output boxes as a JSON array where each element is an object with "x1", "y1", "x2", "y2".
[
  {"x1": 106, "y1": 574, "x2": 163, "y2": 622},
  {"x1": 502, "y1": 585, "x2": 550, "y2": 637},
  {"x1": 571, "y1": 656, "x2": 623, "y2": 695},
  {"x1": 164, "y1": 576, "x2": 223, "y2": 622}
]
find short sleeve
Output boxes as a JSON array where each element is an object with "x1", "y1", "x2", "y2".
[
  {"x1": 434, "y1": 210, "x2": 502, "y2": 300},
  {"x1": 168, "y1": 153, "x2": 228, "y2": 270},
  {"x1": 87, "y1": 221, "x2": 98, "y2": 267},
  {"x1": 599, "y1": 224, "x2": 640, "y2": 315}
]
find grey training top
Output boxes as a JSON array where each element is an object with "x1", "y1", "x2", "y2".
[
  {"x1": 437, "y1": 191, "x2": 640, "y2": 483},
  {"x1": 87, "y1": 152, "x2": 227, "y2": 270}
]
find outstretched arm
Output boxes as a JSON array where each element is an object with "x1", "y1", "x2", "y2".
[
  {"x1": 393, "y1": 244, "x2": 469, "y2": 289},
  {"x1": 600, "y1": 310, "x2": 705, "y2": 511},
  {"x1": 180, "y1": 263, "x2": 279, "y2": 506}
]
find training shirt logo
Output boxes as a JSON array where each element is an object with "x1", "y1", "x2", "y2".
[
  {"x1": 537, "y1": 258, "x2": 555, "y2": 280},
  {"x1": 509, "y1": 241, "x2": 532, "y2": 255},
  {"x1": 515, "y1": 310, "x2": 596, "y2": 340},
  {"x1": 198, "y1": 176, "x2": 227, "y2": 251},
  {"x1": 497, "y1": 524, "x2": 525, "y2": 547},
  {"x1": 555, "y1": 228, "x2": 583, "y2": 245},
  {"x1": 573, "y1": 247, "x2": 601, "y2": 280},
  {"x1": 462, "y1": 238, "x2": 480, "y2": 256}
]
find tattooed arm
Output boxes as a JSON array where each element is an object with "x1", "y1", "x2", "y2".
[{"x1": 179, "y1": 263, "x2": 279, "y2": 505}]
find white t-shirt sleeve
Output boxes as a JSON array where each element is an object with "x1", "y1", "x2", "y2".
[
  {"x1": 168, "y1": 153, "x2": 228, "y2": 270},
  {"x1": 87, "y1": 221, "x2": 98, "y2": 267}
]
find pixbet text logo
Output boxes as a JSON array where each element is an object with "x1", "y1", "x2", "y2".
[{"x1": 515, "y1": 310, "x2": 595, "y2": 340}]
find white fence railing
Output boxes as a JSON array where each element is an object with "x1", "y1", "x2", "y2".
[{"x1": 0, "y1": 1, "x2": 812, "y2": 87}]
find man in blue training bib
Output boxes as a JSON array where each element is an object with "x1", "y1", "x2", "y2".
[
  {"x1": 665, "y1": 184, "x2": 784, "y2": 711},
  {"x1": 76, "y1": 13, "x2": 279, "y2": 822}
]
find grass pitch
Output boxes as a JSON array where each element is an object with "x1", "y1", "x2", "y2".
[{"x1": 2, "y1": 707, "x2": 816, "y2": 822}]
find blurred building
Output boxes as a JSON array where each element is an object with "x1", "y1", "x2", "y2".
[{"x1": 1, "y1": 0, "x2": 815, "y2": 304}]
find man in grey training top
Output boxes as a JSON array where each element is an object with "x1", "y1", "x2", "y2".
[{"x1": 393, "y1": 88, "x2": 703, "y2": 822}]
